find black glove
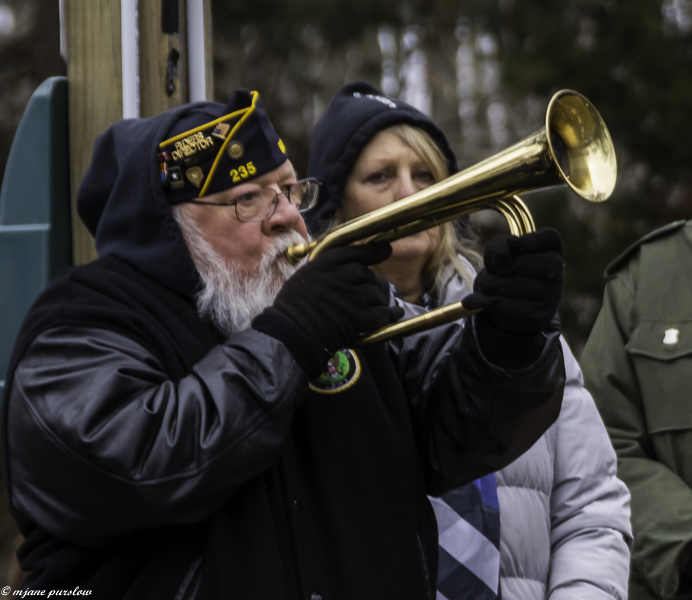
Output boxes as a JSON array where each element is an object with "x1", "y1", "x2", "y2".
[
  {"x1": 463, "y1": 227, "x2": 564, "y2": 368},
  {"x1": 252, "y1": 241, "x2": 404, "y2": 377}
]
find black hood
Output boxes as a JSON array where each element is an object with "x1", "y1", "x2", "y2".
[
  {"x1": 303, "y1": 82, "x2": 459, "y2": 236},
  {"x1": 77, "y1": 103, "x2": 210, "y2": 299}
]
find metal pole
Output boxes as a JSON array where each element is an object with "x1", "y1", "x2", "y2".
[
  {"x1": 187, "y1": 0, "x2": 207, "y2": 102},
  {"x1": 121, "y1": 0, "x2": 140, "y2": 119}
]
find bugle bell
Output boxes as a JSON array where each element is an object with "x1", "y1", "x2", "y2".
[{"x1": 286, "y1": 89, "x2": 617, "y2": 345}]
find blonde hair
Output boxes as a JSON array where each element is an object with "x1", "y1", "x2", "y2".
[{"x1": 336, "y1": 123, "x2": 481, "y2": 297}]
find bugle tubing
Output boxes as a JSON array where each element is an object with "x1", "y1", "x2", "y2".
[{"x1": 287, "y1": 89, "x2": 617, "y2": 345}]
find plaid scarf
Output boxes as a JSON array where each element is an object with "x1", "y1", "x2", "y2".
[{"x1": 431, "y1": 477, "x2": 501, "y2": 599}]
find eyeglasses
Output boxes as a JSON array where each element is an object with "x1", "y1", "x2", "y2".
[{"x1": 183, "y1": 178, "x2": 320, "y2": 222}]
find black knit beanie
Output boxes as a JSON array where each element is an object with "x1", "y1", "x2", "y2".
[{"x1": 303, "y1": 81, "x2": 459, "y2": 235}]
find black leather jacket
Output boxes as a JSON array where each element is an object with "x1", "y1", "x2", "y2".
[{"x1": 9, "y1": 317, "x2": 564, "y2": 542}]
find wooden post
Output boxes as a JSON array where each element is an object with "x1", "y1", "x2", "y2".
[
  {"x1": 65, "y1": 1, "x2": 122, "y2": 265},
  {"x1": 65, "y1": 0, "x2": 213, "y2": 265}
]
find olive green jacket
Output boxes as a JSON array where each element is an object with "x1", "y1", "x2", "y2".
[{"x1": 582, "y1": 220, "x2": 692, "y2": 600}]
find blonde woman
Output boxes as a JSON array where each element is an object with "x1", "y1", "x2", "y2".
[{"x1": 304, "y1": 82, "x2": 633, "y2": 600}]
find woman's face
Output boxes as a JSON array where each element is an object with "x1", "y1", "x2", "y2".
[{"x1": 342, "y1": 130, "x2": 440, "y2": 264}]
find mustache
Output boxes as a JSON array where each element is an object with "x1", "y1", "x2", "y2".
[{"x1": 260, "y1": 230, "x2": 310, "y2": 270}]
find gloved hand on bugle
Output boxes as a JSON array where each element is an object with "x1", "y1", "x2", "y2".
[
  {"x1": 252, "y1": 241, "x2": 404, "y2": 377},
  {"x1": 463, "y1": 227, "x2": 564, "y2": 368}
]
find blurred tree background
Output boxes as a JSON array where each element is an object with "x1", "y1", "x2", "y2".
[{"x1": 2, "y1": 0, "x2": 692, "y2": 583}]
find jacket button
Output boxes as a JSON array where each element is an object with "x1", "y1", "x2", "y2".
[{"x1": 294, "y1": 500, "x2": 302, "y2": 511}]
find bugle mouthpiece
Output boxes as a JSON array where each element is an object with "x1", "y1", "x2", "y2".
[{"x1": 285, "y1": 241, "x2": 316, "y2": 264}]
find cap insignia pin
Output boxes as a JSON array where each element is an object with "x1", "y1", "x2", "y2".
[
  {"x1": 227, "y1": 141, "x2": 245, "y2": 159},
  {"x1": 213, "y1": 122, "x2": 231, "y2": 140},
  {"x1": 186, "y1": 166, "x2": 204, "y2": 189},
  {"x1": 166, "y1": 166, "x2": 185, "y2": 189}
]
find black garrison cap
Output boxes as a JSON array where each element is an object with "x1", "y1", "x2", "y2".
[{"x1": 158, "y1": 89, "x2": 288, "y2": 205}]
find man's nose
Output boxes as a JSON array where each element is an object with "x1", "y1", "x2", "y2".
[{"x1": 263, "y1": 190, "x2": 302, "y2": 234}]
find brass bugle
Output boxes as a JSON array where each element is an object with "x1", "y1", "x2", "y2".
[{"x1": 287, "y1": 89, "x2": 617, "y2": 345}]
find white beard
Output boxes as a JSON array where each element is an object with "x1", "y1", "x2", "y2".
[{"x1": 173, "y1": 205, "x2": 306, "y2": 337}]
